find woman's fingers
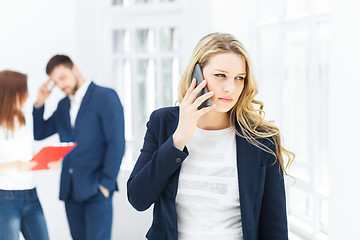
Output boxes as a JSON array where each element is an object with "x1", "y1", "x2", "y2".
[
  {"x1": 183, "y1": 78, "x2": 209, "y2": 105},
  {"x1": 193, "y1": 91, "x2": 213, "y2": 109},
  {"x1": 198, "y1": 103, "x2": 216, "y2": 115},
  {"x1": 182, "y1": 78, "x2": 214, "y2": 113},
  {"x1": 187, "y1": 79, "x2": 207, "y2": 103},
  {"x1": 183, "y1": 78, "x2": 197, "y2": 101},
  {"x1": 175, "y1": 79, "x2": 215, "y2": 148}
]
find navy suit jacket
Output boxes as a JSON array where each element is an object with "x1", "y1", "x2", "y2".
[
  {"x1": 33, "y1": 82, "x2": 125, "y2": 202},
  {"x1": 127, "y1": 107, "x2": 288, "y2": 240}
]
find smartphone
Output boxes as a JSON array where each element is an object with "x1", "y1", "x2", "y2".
[{"x1": 191, "y1": 63, "x2": 211, "y2": 109}]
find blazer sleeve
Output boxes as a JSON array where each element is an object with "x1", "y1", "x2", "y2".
[
  {"x1": 258, "y1": 138, "x2": 289, "y2": 240},
  {"x1": 127, "y1": 110, "x2": 188, "y2": 211},
  {"x1": 98, "y1": 89, "x2": 126, "y2": 192},
  {"x1": 32, "y1": 105, "x2": 57, "y2": 140}
]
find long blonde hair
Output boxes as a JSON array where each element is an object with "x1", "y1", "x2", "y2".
[{"x1": 178, "y1": 33, "x2": 294, "y2": 171}]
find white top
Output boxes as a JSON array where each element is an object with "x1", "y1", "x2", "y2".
[
  {"x1": 176, "y1": 127, "x2": 243, "y2": 240},
  {"x1": 69, "y1": 80, "x2": 91, "y2": 127},
  {"x1": 0, "y1": 124, "x2": 35, "y2": 190}
]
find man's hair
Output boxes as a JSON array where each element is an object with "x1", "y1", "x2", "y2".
[{"x1": 46, "y1": 55, "x2": 74, "y2": 75}]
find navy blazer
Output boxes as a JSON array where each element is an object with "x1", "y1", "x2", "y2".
[
  {"x1": 127, "y1": 107, "x2": 288, "y2": 240},
  {"x1": 33, "y1": 82, "x2": 125, "y2": 202}
]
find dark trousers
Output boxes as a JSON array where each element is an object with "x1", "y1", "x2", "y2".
[
  {"x1": 65, "y1": 189, "x2": 113, "y2": 240},
  {"x1": 0, "y1": 188, "x2": 49, "y2": 240}
]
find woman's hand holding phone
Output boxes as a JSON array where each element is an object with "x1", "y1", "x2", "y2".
[{"x1": 172, "y1": 78, "x2": 215, "y2": 151}]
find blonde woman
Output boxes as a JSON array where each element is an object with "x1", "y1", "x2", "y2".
[
  {"x1": 127, "y1": 33, "x2": 294, "y2": 240},
  {"x1": 0, "y1": 70, "x2": 49, "y2": 240}
]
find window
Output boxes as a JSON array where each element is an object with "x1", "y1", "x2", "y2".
[
  {"x1": 255, "y1": 0, "x2": 331, "y2": 239},
  {"x1": 110, "y1": 0, "x2": 182, "y2": 170},
  {"x1": 112, "y1": 0, "x2": 177, "y2": 6}
]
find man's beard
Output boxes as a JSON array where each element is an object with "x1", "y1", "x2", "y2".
[{"x1": 72, "y1": 77, "x2": 79, "y2": 95}]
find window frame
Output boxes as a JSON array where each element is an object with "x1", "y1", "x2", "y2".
[{"x1": 106, "y1": 0, "x2": 183, "y2": 171}]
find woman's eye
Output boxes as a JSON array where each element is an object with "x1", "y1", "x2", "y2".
[
  {"x1": 215, "y1": 73, "x2": 226, "y2": 78},
  {"x1": 235, "y1": 76, "x2": 245, "y2": 81}
]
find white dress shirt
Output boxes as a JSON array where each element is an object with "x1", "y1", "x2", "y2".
[{"x1": 69, "y1": 81, "x2": 91, "y2": 127}]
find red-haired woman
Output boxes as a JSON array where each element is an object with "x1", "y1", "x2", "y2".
[{"x1": 0, "y1": 70, "x2": 49, "y2": 240}]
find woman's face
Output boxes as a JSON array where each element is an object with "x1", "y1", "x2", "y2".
[{"x1": 202, "y1": 52, "x2": 246, "y2": 113}]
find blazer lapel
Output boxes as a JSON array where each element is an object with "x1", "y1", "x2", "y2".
[
  {"x1": 74, "y1": 82, "x2": 95, "y2": 129},
  {"x1": 166, "y1": 107, "x2": 182, "y2": 194},
  {"x1": 235, "y1": 124, "x2": 262, "y2": 234},
  {"x1": 166, "y1": 107, "x2": 179, "y2": 137},
  {"x1": 61, "y1": 97, "x2": 72, "y2": 132}
]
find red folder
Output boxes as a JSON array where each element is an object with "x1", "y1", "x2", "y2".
[{"x1": 31, "y1": 142, "x2": 76, "y2": 170}]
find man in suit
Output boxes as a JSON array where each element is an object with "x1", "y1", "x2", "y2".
[{"x1": 33, "y1": 55, "x2": 125, "y2": 240}]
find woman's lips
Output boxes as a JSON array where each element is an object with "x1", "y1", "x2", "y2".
[{"x1": 219, "y1": 97, "x2": 233, "y2": 103}]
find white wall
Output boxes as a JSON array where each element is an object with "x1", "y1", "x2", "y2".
[
  {"x1": 0, "y1": 0, "x2": 77, "y2": 110},
  {"x1": 211, "y1": 0, "x2": 253, "y2": 49},
  {"x1": 329, "y1": 0, "x2": 360, "y2": 239}
]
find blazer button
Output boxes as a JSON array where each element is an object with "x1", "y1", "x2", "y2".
[
  {"x1": 69, "y1": 168, "x2": 73, "y2": 174},
  {"x1": 175, "y1": 158, "x2": 181, "y2": 163}
]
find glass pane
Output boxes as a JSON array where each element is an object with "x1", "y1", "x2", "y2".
[
  {"x1": 147, "y1": 59, "x2": 156, "y2": 112},
  {"x1": 321, "y1": 199, "x2": 328, "y2": 233},
  {"x1": 136, "y1": 29, "x2": 155, "y2": 52},
  {"x1": 313, "y1": 0, "x2": 330, "y2": 12},
  {"x1": 135, "y1": 0, "x2": 154, "y2": 3},
  {"x1": 318, "y1": 23, "x2": 330, "y2": 191},
  {"x1": 258, "y1": 29, "x2": 279, "y2": 71},
  {"x1": 285, "y1": 0, "x2": 309, "y2": 17},
  {"x1": 288, "y1": 233, "x2": 305, "y2": 240},
  {"x1": 158, "y1": 59, "x2": 173, "y2": 107},
  {"x1": 319, "y1": 24, "x2": 330, "y2": 84},
  {"x1": 112, "y1": 0, "x2": 130, "y2": 6},
  {"x1": 160, "y1": 27, "x2": 180, "y2": 51},
  {"x1": 120, "y1": 144, "x2": 132, "y2": 170},
  {"x1": 113, "y1": 30, "x2": 130, "y2": 53},
  {"x1": 257, "y1": 28, "x2": 280, "y2": 92},
  {"x1": 113, "y1": 59, "x2": 121, "y2": 85},
  {"x1": 172, "y1": 58, "x2": 180, "y2": 100},
  {"x1": 283, "y1": 30, "x2": 310, "y2": 181},
  {"x1": 135, "y1": 59, "x2": 149, "y2": 136},
  {"x1": 112, "y1": 0, "x2": 123, "y2": 5},
  {"x1": 123, "y1": 60, "x2": 132, "y2": 139},
  {"x1": 257, "y1": 0, "x2": 281, "y2": 21},
  {"x1": 114, "y1": 59, "x2": 133, "y2": 170},
  {"x1": 288, "y1": 187, "x2": 312, "y2": 219}
]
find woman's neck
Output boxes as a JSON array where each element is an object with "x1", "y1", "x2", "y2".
[{"x1": 197, "y1": 111, "x2": 231, "y2": 130}]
